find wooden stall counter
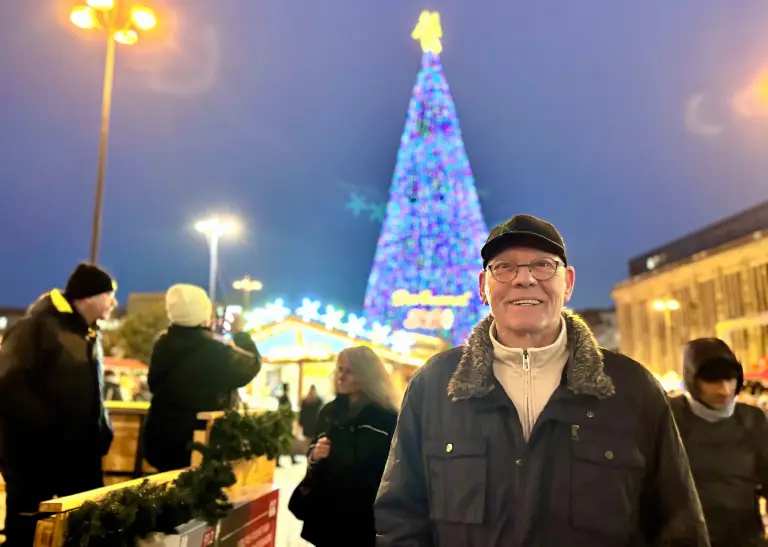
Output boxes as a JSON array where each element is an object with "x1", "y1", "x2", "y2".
[
  {"x1": 33, "y1": 475, "x2": 279, "y2": 547},
  {"x1": 32, "y1": 406, "x2": 281, "y2": 547},
  {"x1": 104, "y1": 400, "x2": 154, "y2": 485},
  {"x1": 33, "y1": 470, "x2": 186, "y2": 547}
]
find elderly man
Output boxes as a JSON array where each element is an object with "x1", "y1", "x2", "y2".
[
  {"x1": 375, "y1": 215, "x2": 709, "y2": 546},
  {"x1": 0, "y1": 263, "x2": 118, "y2": 546}
]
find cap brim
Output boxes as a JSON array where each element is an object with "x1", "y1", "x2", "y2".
[{"x1": 481, "y1": 231, "x2": 566, "y2": 264}]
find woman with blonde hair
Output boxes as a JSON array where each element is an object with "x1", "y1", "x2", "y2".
[{"x1": 289, "y1": 346, "x2": 401, "y2": 547}]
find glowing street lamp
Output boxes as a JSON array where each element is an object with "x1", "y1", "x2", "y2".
[
  {"x1": 652, "y1": 298, "x2": 681, "y2": 373},
  {"x1": 652, "y1": 298, "x2": 680, "y2": 312},
  {"x1": 195, "y1": 217, "x2": 238, "y2": 304},
  {"x1": 233, "y1": 276, "x2": 264, "y2": 309},
  {"x1": 69, "y1": 0, "x2": 158, "y2": 263}
]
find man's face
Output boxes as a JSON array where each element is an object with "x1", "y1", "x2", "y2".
[
  {"x1": 83, "y1": 291, "x2": 117, "y2": 322},
  {"x1": 478, "y1": 246, "x2": 575, "y2": 337},
  {"x1": 696, "y1": 378, "x2": 738, "y2": 409}
]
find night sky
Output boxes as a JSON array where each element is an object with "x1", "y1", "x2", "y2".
[{"x1": 3, "y1": 0, "x2": 768, "y2": 313}]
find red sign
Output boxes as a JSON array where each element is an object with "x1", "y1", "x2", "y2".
[
  {"x1": 201, "y1": 527, "x2": 216, "y2": 547},
  {"x1": 243, "y1": 488, "x2": 279, "y2": 547},
  {"x1": 218, "y1": 487, "x2": 280, "y2": 547}
]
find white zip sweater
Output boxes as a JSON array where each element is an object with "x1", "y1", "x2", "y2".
[{"x1": 490, "y1": 317, "x2": 569, "y2": 441}]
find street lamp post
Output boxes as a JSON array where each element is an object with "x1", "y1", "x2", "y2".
[
  {"x1": 652, "y1": 298, "x2": 681, "y2": 374},
  {"x1": 195, "y1": 217, "x2": 238, "y2": 305},
  {"x1": 233, "y1": 276, "x2": 263, "y2": 309},
  {"x1": 69, "y1": 0, "x2": 158, "y2": 263}
]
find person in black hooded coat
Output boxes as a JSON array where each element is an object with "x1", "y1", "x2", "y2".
[
  {"x1": 144, "y1": 284, "x2": 261, "y2": 472},
  {"x1": 670, "y1": 337, "x2": 768, "y2": 547},
  {"x1": 289, "y1": 346, "x2": 400, "y2": 547}
]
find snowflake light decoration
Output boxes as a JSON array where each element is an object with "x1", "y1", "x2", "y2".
[{"x1": 295, "y1": 298, "x2": 322, "y2": 322}]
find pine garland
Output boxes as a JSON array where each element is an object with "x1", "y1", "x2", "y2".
[{"x1": 63, "y1": 407, "x2": 295, "y2": 547}]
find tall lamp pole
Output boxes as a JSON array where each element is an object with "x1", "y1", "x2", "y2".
[
  {"x1": 195, "y1": 217, "x2": 238, "y2": 304},
  {"x1": 233, "y1": 276, "x2": 263, "y2": 309},
  {"x1": 69, "y1": 0, "x2": 158, "y2": 263},
  {"x1": 652, "y1": 298, "x2": 681, "y2": 374}
]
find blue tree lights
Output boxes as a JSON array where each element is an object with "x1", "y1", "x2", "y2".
[{"x1": 362, "y1": 11, "x2": 489, "y2": 346}]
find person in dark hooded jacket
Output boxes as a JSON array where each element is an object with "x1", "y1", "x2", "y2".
[
  {"x1": 0, "y1": 263, "x2": 117, "y2": 546},
  {"x1": 670, "y1": 338, "x2": 768, "y2": 547},
  {"x1": 144, "y1": 284, "x2": 261, "y2": 472}
]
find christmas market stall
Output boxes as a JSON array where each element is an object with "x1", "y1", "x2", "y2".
[
  {"x1": 32, "y1": 407, "x2": 293, "y2": 547},
  {"x1": 101, "y1": 401, "x2": 153, "y2": 486},
  {"x1": 228, "y1": 298, "x2": 450, "y2": 409}
]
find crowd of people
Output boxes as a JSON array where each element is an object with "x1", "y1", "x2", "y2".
[{"x1": 1, "y1": 213, "x2": 767, "y2": 547}]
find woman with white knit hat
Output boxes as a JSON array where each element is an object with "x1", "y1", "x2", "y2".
[{"x1": 143, "y1": 283, "x2": 261, "y2": 472}]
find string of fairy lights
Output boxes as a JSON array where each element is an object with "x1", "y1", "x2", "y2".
[{"x1": 239, "y1": 298, "x2": 417, "y2": 355}]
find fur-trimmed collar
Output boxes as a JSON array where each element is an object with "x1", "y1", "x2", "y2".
[{"x1": 448, "y1": 309, "x2": 615, "y2": 401}]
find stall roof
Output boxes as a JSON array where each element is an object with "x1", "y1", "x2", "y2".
[{"x1": 250, "y1": 317, "x2": 429, "y2": 367}]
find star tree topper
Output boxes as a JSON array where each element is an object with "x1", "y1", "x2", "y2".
[{"x1": 412, "y1": 11, "x2": 443, "y2": 55}]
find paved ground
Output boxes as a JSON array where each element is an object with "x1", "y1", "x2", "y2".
[
  {"x1": 0, "y1": 459, "x2": 308, "y2": 546},
  {"x1": 273, "y1": 456, "x2": 312, "y2": 547}
]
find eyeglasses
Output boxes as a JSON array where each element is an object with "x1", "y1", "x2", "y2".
[{"x1": 486, "y1": 258, "x2": 561, "y2": 283}]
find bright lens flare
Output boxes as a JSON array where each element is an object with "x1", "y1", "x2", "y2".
[
  {"x1": 114, "y1": 28, "x2": 138, "y2": 45},
  {"x1": 130, "y1": 6, "x2": 157, "y2": 30},
  {"x1": 195, "y1": 218, "x2": 239, "y2": 236},
  {"x1": 86, "y1": 0, "x2": 115, "y2": 9},
  {"x1": 70, "y1": 6, "x2": 97, "y2": 29}
]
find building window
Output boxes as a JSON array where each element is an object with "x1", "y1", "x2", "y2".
[
  {"x1": 672, "y1": 287, "x2": 692, "y2": 342},
  {"x1": 697, "y1": 280, "x2": 717, "y2": 336},
  {"x1": 730, "y1": 328, "x2": 750, "y2": 365},
  {"x1": 753, "y1": 263, "x2": 768, "y2": 313},
  {"x1": 760, "y1": 325, "x2": 768, "y2": 358},
  {"x1": 618, "y1": 304, "x2": 634, "y2": 356},
  {"x1": 636, "y1": 300, "x2": 650, "y2": 363},
  {"x1": 723, "y1": 272, "x2": 745, "y2": 319}
]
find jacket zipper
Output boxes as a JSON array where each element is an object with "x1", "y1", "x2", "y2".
[{"x1": 523, "y1": 350, "x2": 532, "y2": 439}]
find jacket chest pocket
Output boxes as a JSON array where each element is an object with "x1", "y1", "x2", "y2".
[
  {"x1": 570, "y1": 439, "x2": 645, "y2": 539},
  {"x1": 425, "y1": 437, "x2": 487, "y2": 524}
]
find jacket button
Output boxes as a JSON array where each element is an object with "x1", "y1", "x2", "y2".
[
  {"x1": 604, "y1": 450, "x2": 614, "y2": 460},
  {"x1": 446, "y1": 443, "x2": 453, "y2": 453},
  {"x1": 586, "y1": 410, "x2": 595, "y2": 418},
  {"x1": 514, "y1": 459, "x2": 523, "y2": 466}
]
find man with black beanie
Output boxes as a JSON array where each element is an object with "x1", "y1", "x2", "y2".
[
  {"x1": 0, "y1": 263, "x2": 117, "y2": 546},
  {"x1": 671, "y1": 338, "x2": 768, "y2": 547}
]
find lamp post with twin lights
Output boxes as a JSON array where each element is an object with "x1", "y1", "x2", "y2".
[
  {"x1": 69, "y1": 0, "x2": 158, "y2": 263},
  {"x1": 233, "y1": 276, "x2": 263, "y2": 309}
]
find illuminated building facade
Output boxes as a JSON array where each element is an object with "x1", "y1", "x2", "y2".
[{"x1": 612, "y1": 200, "x2": 768, "y2": 375}]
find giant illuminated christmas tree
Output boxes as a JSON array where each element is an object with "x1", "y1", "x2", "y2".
[{"x1": 362, "y1": 11, "x2": 489, "y2": 346}]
